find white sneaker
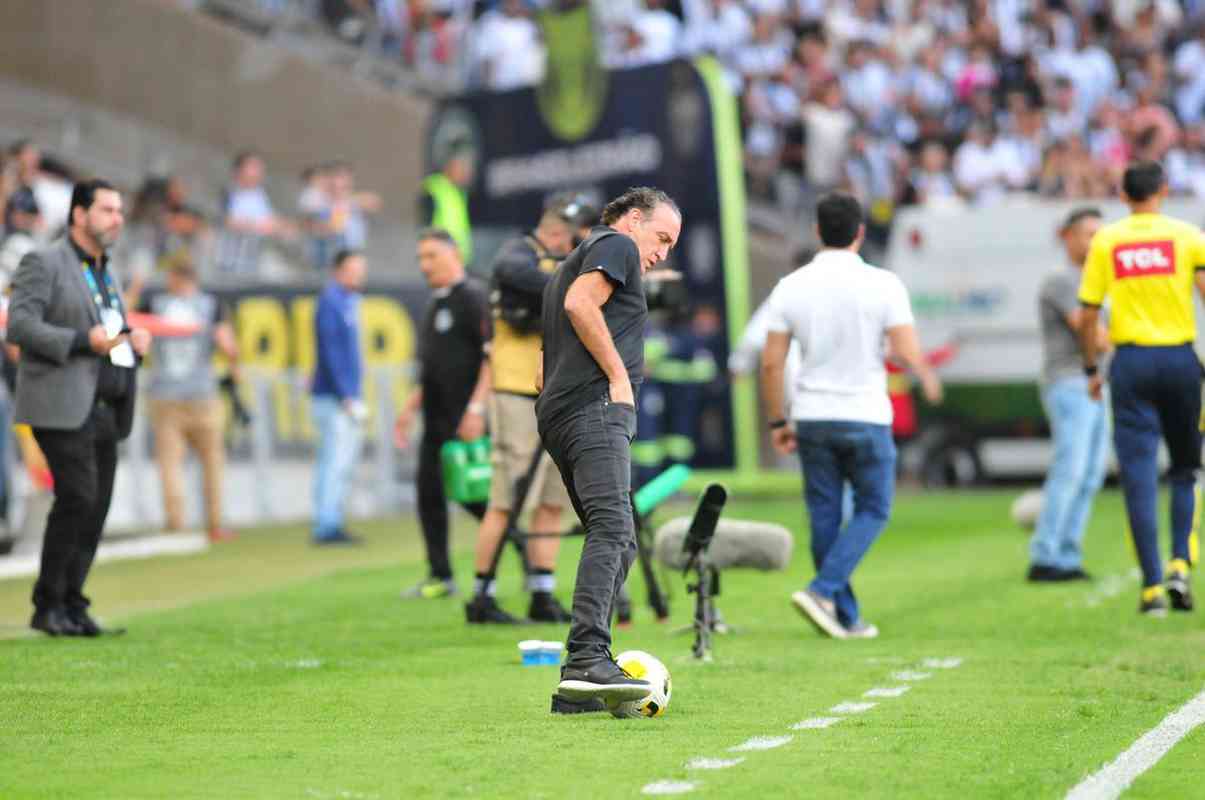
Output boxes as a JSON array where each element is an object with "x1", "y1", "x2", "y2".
[
  {"x1": 791, "y1": 590, "x2": 848, "y2": 639},
  {"x1": 844, "y1": 620, "x2": 879, "y2": 639}
]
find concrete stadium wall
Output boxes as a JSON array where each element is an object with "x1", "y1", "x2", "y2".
[{"x1": 0, "y1": 0, "x2": 431, "y2": 268}]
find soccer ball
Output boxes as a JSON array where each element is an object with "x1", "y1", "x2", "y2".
[
  {"x1": 1010, "y1": 489, "x2": 1044, "y2": 531},
  {"x1": 608, "y1": 650, "x2": 671, "y2": 719}
]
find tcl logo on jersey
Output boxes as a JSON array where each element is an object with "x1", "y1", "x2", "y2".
[{"x1": 1113, "y1": 240, "x2": 1175, "y2": 279}]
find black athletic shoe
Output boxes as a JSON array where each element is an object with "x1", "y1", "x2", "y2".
[
  {"x1": 557, "y1": 656, "x2": 651, "y2": 704},
  {"x1": 1062, "y1": 567, "x2": 1093, "y2": 582},
  {"x1": 550, "y1": 693, "x2": 608, "y2": 714},
  {"x1": 528, "y1": 592, "x2": 572, "y2": 623},
  {"x1": 465, "y1": 595, "x2": 522, "y2": 625},
  {"x1": 1167, "y1": 570, "x2": 1194, "y2": 612},
  {"x1": 1027, "y1": 564, "x2": 1073, "y2": 582}
]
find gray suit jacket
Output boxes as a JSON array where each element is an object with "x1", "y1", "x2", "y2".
[{"x1": 7, "y1": 237, "x2": 137, "y2": 438}]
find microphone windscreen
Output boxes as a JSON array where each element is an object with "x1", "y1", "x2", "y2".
[{"x1": 655, "y1": 517, "x2": 794, "y2": 572}]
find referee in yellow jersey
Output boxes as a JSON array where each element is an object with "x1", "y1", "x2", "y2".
[{"x1": 1079, "y1": 161, "x2": 1205, "y2": 616}]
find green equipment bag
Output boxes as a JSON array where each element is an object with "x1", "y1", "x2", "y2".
[{"x1": 440, "y1": 437, "x2": 493, "y2": 505}]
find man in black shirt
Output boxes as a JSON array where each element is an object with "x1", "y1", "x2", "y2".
[
  {"x1": 536, "y1": 187, "x2": 682, "y2": 705},
  {"x1": 396, "y1": 228, "x2": 491, "y2": 599},
  {"x1": 8, "y1": 179, "x2": 152, "y2": 636}
]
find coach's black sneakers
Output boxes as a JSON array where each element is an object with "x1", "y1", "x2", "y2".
[
  {"x1": 528, "y1": 592, "x2": 572, "y2": 623},
  {"x1": 465, "y1": 595, "x2": 522, "y2": 625},
  {"x1": 557, "y1": 655, "x2": 651, "y2": 704},
  {"x1": 1139, "y1": 586, "x2": 1169, "y2": 617},
  {"x1": 1166, "y1": 561, "x2": 1194, "y2": 612}
]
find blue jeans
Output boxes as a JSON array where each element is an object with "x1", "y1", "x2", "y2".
[
  {"x1": 796, "y1": 421, "x2": 896, "y2": 627},
  {"x1": 1031, "y1": 376, "x2": 1110, "y2": 570},
  {"x1": 311, "y1": 395, "x2": 364, "y2": 540},
  {"x1": 1109, "y1": 345, "x2": 1203, "y2": 588}
]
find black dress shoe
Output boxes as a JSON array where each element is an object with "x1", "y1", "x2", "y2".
[
  {"x1": 67, "y1": 609, "x2": 126, "y2": 637},
  {"x1": 30, "y1": 607, "x2": 84, "y2": 637},
  {"x1": 1027, "y1": 564, "x2": 1067, "y2": 582}
]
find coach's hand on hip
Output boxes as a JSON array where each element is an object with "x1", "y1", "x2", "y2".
[
  {"x1": 771, "y1": 425, "x2": 797, "y2": 455},
  {"x1": 608, "y1": 377, "x2": 634, "y2": 407}
]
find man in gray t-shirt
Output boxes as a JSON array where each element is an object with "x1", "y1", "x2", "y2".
[
  {"x1": 1028, "y1": 207, "x2": 1112, "y2": 583},
  {"x1": 141, "y1": 258, "x2": 241, "y2": 542}
]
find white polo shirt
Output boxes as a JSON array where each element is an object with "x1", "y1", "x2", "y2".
[{"x1": 766, "y1": 249, "x2": 914, "y2": 425}]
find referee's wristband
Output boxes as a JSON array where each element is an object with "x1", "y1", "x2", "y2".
[
  {"x1": 1083, "y1": 364, "x2": 1098, "y2": 377},
  {"x1": 768, "y1": 419, "x2": 789, "y2": 430}
]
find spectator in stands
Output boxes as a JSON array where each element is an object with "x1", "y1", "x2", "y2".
[
  {"x1": 841, "y1": 39, "x2": 896, "y2": 133},
  {"x1": 299, "y1": 163, "x2": 333, "y2": 269},
  {"x1": 953, "y1": 120, "x2": 1027, "y2": 205},
  {"x1": 607, "y1": 0, "x2": 683, "y2": 69},
  {"x1": 1173, "y1": 26, "x2": 1205, "y2": 126},
  {"x1": 403, "y1": 0, "x2": 460, "y2": 81},
  {"x1": 802, "y1": 79, "x2": 856, "y2": 199},
  {"x1": 473, "y1": 0, "x2": 545, "y2": 89},
  {"x1": 142, "y1": 257, "x2": 239, "y2": 544},
  {"x1": 3, "y1": 140, "x2": 43, "y2": 242},
  {"x1": 218, "y1": 151, "x2": 292, "y2": 276},
  {"x1": 907, "y1": 140, "x2": 959, "y2": 207},
  {"x1": 1046, "y1": 77, "x2": 1087, "y2": 143},
  {"x1": 327, "y1": 161, "x2": 382, "y2": 253}
]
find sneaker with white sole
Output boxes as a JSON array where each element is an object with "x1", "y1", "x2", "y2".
[
  {"x1": 557, "y1": 656, "x2": 651, "y2": 704},
  {"x1": 844, "y1": 620, "x2": 879, "y2": 639},
  {"x1": 791, "y1": 589, "x2": 848, "y2": 639},
  {"x1": 1166, "y1": 560, "x2": 1193, "y2": 612}
]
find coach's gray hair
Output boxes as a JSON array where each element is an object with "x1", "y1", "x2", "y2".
[{"x1": 601, "y1": 187, "x2": 681, "y2": 226}]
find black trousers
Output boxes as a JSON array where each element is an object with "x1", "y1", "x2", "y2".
[
  {"x1": 31, "y1": 404, "x2": 120, "y2": 613},
  {"x1": 417, "y1": 420, "x2": 486, "y2": 581},
  {"x1": 539, "y1": 394, "x2": 637, "y2": 661}
]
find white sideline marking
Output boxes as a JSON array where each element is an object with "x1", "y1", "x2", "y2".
[
  {"x1": 288, "y1": 659, "x2": 323, "y2": 669},
  {"x1": 922, "y1": 657, "x2": 963, "y2": 669},
  {"x1": 642, "y1": 781, "x2": 699, "y2": 795},
  {"x1": 685, "y1": 757, "x2": 745, "y2": 770},
  {"x1": 864, "y1": 686, "x2": 911, "y2": 699},
  {"x1": 831, "y1": 701, "x2": 877, "y2": 714},
  {"x1": 892, "y1": 671, "x2": 932, "y2": 682},
  {"x1": 1065, "y1": 688, "x2": 1205, "y2": 800},
  {"x1": 792, "y1": 717, "x2": 841, "y2": 730},
  {"x1": 729, "y1": 735, "x2": 793, "y2": 752},
  {"x1": 865, "y1": 656, "x2": 906, "y2": 665},
  {"x1": 1079, "y1": 569, "x2": 1142, "y2": 609},
  {"x1": 0, "y1": 533, "x2": 209, "y2": 580}
]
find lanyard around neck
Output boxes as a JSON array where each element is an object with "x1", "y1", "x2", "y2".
[{"x1": 80, "y1": 261, "x2": 120, "y2": 313}]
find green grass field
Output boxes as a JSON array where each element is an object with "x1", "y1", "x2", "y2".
[{"x1": 2, "y1": 489, "x2": 1204, "y2": 799}]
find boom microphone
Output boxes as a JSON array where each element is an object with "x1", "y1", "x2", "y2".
[
  {"x1": 655, "y1": 518, "x2": 794, "y2": 572},
  {"x1": 683, "y1": 484, "x2": 727, "y2": 566}
]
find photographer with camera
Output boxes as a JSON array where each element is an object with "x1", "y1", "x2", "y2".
[{"x1": 466, "y1": 199, "x2": 579, "y2": 625}]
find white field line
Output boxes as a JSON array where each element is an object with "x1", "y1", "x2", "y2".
[
  {"x1": 1065, "y1": 688, "x2": 1205, "y2": 800},
  {"x1": 831, "y1": 701, "x2": 877, "y2": 714},
  {"x1": 685, "y1": 757, "x2": 745, "y2": 770},
  {"x1": 642, "y1": 781, "x2": 699, "y2": 795},
  {"x1": 922, "y1": 657, "x2": 964, "y2": 669},
  {"x1": 792, "y1": 717, "x2": 842, "y2": 730},
  {"x1": 728, "y1": 735, "x2": 793, "y2": 752},
  {"x1": 865, "y1": 686, "x2": 911, "y2": 698},
  {"x1": 0, "y1": 533, "x2": 209, "y2": 580},
  {"x1": 1076, "y1": 568, "x2": 1142, "y2": 609},
  {"x1": 892, "y1": 671, "x2": 932, "y2": 682}
]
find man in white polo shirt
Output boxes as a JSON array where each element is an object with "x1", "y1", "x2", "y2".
[{"x1": 760, "y1": 192, "x2": 942, "y2": 639}]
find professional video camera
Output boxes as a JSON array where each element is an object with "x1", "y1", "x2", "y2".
[{"x1": 644, "y1": 270, "x2": 689, "y2": 315}]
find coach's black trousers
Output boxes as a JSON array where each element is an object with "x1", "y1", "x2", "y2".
[
  {"x1": 31, "y1": 403, "x2": 120, "y2": 613},
  {"x1": 417, "y1": 418, "x2": 486, "y2": 581},
  {"x1": 539, "y1": 393, "x2": 638, "y2": 662}
]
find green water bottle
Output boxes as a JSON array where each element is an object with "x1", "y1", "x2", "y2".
[{"x1": 441, "y1": 437, "x2": 493, "y2": 505}]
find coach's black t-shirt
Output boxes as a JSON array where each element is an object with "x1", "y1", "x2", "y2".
[
  {"x1": 535, "y1": 227, "x2": 646, "y2": 427},
  {"x1": 418, "y1": 278, "x2": 490, "y2": 431}
]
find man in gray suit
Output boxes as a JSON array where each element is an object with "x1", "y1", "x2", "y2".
[{"x1": 7, "y1": 179, "x2": 152, "y2": 637}]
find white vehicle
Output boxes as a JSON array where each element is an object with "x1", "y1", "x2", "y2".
[{"x1": 886, "y1": 198, "x2": 1205, "y2": 484}]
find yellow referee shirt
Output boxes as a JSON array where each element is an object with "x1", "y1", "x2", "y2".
[{"x1": 1079, "y1": 213, "x2": 1205, "y2": 345}]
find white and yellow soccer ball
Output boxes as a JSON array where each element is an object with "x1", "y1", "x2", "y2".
[{"x1": 608, "y1": 650, "x2": 672, "y2": 719}]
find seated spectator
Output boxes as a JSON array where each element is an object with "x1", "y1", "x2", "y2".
[
  {"x1": 1045, "y1": 77, "x2": 1087, "y2": 142},
  {"x1": 840, "y1": 39, "x2": 896, "y2": 132},
  {"x1": 907, "y1": 140, "x2": 960, "y2": 207},
  {"x1": 953, "y1": 120, "x2": 1027, "y2": 204},
  {"x1": 217, "y1": 151, "x2": 293, "y2": 276},
  {"x1": 1167, "y1": 123, "x2": 1205, "y2": 198},
  {"x1": 474, "y1": 0, "x2": 545, "y2": 89},
  {"x1": 1173, "y1": 27, "x2": 1205, "y2": 126}
]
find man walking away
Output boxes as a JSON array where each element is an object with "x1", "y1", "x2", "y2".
[
  {"x1": 1028, "y1": 207, "x2": 1111, "y2": 583},
  {"x1": 1079, "y1": 160, "x2": 1205, "y2": 616},
  {"x1": 760, "y1": 192, "x2": 942, "y2": 640},
  {"x1": 396, "y1": 229, "x2": 491, "y2": 599},
  {"x1": 142, "y1": 256, "x2": 240, "y2": 543},
  {"x1": 311, "y1": 249, "x2": 368, "y2": 546},
  {"x1": 8, "y1": 179, "x2": 152, "y2": 636},
  {"x1": 467, "y1": 199, "x2": 577, "y2": 625},
  {"x1": 537, "y1": 187, "x2": 681, "y2": 706}
]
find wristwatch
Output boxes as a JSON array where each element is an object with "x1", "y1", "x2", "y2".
[{"x1": 1083, "y1": 364, "x2": 1098, "y2": 377}]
